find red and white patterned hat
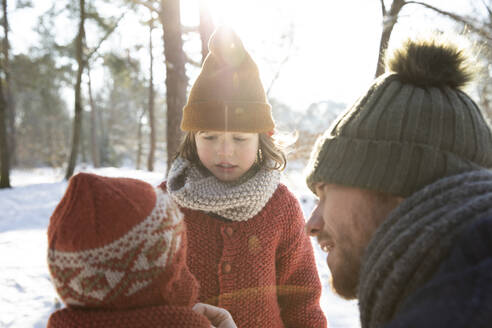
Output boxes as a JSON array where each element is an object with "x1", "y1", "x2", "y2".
[{"x1": 47, "y1": 173, "x2": 196, "y2": 309}]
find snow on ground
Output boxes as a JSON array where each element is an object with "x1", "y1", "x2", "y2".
[{"x1": 0, "y1": 164, "x2": 359, "y2": 328}]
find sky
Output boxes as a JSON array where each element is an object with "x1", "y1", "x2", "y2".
[
  {"x1": 203, "y1": 0, "x2": 477, "y2": 110},
  {"x1": 7, "y1": 0, "x2": 480, "y2": 111}
]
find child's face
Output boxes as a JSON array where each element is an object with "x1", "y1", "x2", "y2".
[{"x1": 195, "y1": 131, "x2": 259, "y2": 181}]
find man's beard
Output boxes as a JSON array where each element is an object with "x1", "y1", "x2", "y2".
[{"x1": 329, "y1": 241, "x2": 362, "y2": 300}]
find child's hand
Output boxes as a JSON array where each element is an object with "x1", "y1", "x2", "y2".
[{"x1": 192, "y1": 303, "x2": 237, "y2": 328}]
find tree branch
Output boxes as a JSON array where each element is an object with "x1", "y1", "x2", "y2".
[
  {"x1": 131, "y1": 0, "x2": 159, "y2": 14},
  {"x1": 185, "y1": 54, "x2": 201, "y2": 68},
  {"x1": 389, "y1": 0, "x2": 406, "y2": 16},
  {"x1": 267, "y1": 35, "x2": 295, "y2": 96},
  {"x1": 380, "y1": 0, "x2": 387, "y2": 16},
  {"x1": 481, "y1": 0, "x2": 492, "y2": 21},
  {"x1": 406, "y1": 1, "x2": 492, "y2": 42},
  {"x1": 87, "y1": 13, "x2": 126, "y2": 61}
]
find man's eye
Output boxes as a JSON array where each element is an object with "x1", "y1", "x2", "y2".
[
  {"x1": 203, "y1": 136, "x2": 216, "y2": 140},
  {"x1": 233, "y1": 137, "x2": 246, "y2": 142}
]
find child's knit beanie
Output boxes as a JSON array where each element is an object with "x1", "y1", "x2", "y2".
[
  {"x1": 47, "y1": 172, "x2": 197, "y2": 309},
  {"x1": 306, "y1": 35, "x2": 492, "y2": 197},
  {"x1": 181, "y1": 26, "x2": 275, "y2": 133}
]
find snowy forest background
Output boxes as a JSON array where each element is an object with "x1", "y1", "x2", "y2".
[{"x1": 3, "y1": 0, "x2": 492, "y2": 327}]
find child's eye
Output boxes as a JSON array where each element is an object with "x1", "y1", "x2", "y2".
[
  {"x1": 203, "y1": 135, "x2": 217, "y2": 140},
  {"x1": 233, "y1": 137, "x2": 246, "y2": 142}
]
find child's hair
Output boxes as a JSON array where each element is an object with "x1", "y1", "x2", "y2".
[{"x1": 174, "y1": 131, "x2": 288, "y2": 171}]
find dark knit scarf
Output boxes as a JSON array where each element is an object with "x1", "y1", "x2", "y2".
[
  {"x1": 47, "y1": 306, "x2": 211, "y2": 328},
  {"x1": 358, "y1": 169, "x2": 492, "y2": 328}
]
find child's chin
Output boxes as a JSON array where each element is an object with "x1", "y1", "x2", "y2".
[
  {"x1": 216, "y1": 175, "x2": 238, "y2": 182},
  {"x1": 214, "y1": 171, "x2": 240, "y2": 182}
]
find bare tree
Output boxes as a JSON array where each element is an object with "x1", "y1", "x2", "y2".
[
  {"x1": 375, "y1": 1, "x2": 492, "y2": 78},
  {"x1": 136, "y1": 108, "x2": 146, "y2": 170},
  {"x1": 2, "y1": 0, "x2": 16, "y2": 166},
  {"x1": 407, "y1": 1, "x2": 492, "y2": 42},
  {"x1": 129, "y1": 0, "x2": 188, "y2": 172},
  {"x1": 147, "y1": 18, "x2": 156, "y2": 171},
  {"x1": 87, "y1": 65, "x2": 100, "y2": 168},
  {"x1": 266, "y1": 23, "x2": 296, "y2": 97},
  {"x1": 0, "y1": 71, "x2": 10, "y2": 188},
  {"x1": 65, "y1": 0, "x2": 86, "y2": 180},
  {"x1": 160, "y1": 0, "x2": 187, "y2": 172},
  {"x1": 376, "y1": 0, "x2": 406, "y2": 77},
  {"x1": 65, "y1": 8, "x2": 124, "y2": 178}
]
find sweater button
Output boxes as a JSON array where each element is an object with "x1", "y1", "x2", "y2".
[
  {"x1": 223, "y1": 263, "x2": 232, "y2": 273},
  {"x1": 225, "y1": 227, "x2": 234, "y2": 237}
]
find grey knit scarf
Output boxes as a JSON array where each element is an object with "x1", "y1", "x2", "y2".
[
  {"x1": 358, "y1": 169, "x2": 492, "y2": 328},
  {"x1": 167, "y1": 157, "x2": 280, "y2": 222}
]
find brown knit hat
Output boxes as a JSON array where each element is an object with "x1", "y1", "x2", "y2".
[
  {"x1": 306, "y1": 35, "x2": 492, "y2": 197},
  {"x1": 47, "y1": 173, "x2": 197, "y2": 309},
  {"x1": 181, "y1": 26, "x2": 275, "y2": 133}
]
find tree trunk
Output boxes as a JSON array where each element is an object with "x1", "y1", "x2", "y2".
[
  {"x1": 198, "y1": 0, "x2": 214, "y2": 63},
  {"x1": 147, "y1": 21, "x2": 156, "y2": 171},
  {"x1": 65, "y1": 0, "x2": 86, "y2": 180},
  {"x1": 2, "y1": 0, "x2": 16, "y2": 167},
  {"x1": 136, "y1": 109, "x2": 146, "y2": 170},
  {"x1": 81, "y1": 124, "x2": 87, "y2": 164},
  {"x1": 87, "y1": 65, "x2": 100, "y2": 168},
  {"x1": 98, "y1": 102, "x2": 107, "y2": 165},
  {"x1": 375, "y1": 0, "x2": 406, "y2": 77},
  {"x1": 160, "y1": 0, "x2": 187, "y2": 172},
  {"x1": 0, "y1": 75, "x2": 10, "y2": 188},
  {"x1": 47, "y1": 119, "x2": 55, "y2": 167}
]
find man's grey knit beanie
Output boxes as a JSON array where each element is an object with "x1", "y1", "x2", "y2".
[{"x1": 306, "y1": 36, "x2": 492, "y2": 197}]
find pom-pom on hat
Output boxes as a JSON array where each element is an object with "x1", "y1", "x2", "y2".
[
  {"x1": 181, "y1": 26, "x2": 275, "y2": 133},
  {"x1": 47, "y1": 173, "x2": 197, "y2": 309},
  {"x1": 306, "y1": 34, "x2": 492, "y2": 197},
  {"x1": 386, "y1": 36, "x2": 475, "y2": 88}
]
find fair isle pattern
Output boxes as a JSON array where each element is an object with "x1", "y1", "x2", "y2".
[
  {"x1": 48, "y1": 188, "x2": 184, "y2": 307},
  {"x1": 167, "y1": 157, "x2": 280, "y2": 222}
]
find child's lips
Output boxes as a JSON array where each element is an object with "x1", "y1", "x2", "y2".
[
  {"x1": 216, "y1": 162, "x2": 236, "y2": 168},
  {"x1": 216, "y1": 163, "x2": 237, "y2": 171}
]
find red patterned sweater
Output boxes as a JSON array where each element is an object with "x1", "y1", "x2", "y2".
[{"x1": 161, "y1": 182, "x2": 327, "y2": 328}]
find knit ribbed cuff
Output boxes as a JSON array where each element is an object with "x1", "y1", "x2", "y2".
[
  {"x1": 181, "y1": 100, "x2": 274, "y2": 133},
  {"x1": 306, "y1": 136, "x2": 481, "y2": 197}
]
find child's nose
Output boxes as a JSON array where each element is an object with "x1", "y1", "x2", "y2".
[{"x1": 217, "y1": 139, "x2": 234, "y2": 156}]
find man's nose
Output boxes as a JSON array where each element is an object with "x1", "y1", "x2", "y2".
[{"x1": 305, "y1": 205, "x2": 324, "y2": 236}]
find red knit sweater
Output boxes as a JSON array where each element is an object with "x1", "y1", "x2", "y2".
[
  {"x1": 162, "y1": 182, "x2": 327, "y2": 328},
  {"x1": 47, "y1": 305, "x2": 211, "y2": 328}
]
